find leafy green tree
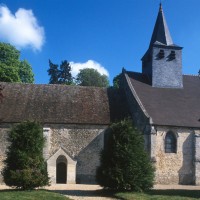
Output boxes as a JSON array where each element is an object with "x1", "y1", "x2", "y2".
[
  {"x1": 19, "y1": 60, "x2": 34, "y2": 83},
  {"x1": 0, "y1": 64, "x2": 21, "y2": 82},
  {"x1": 113, "y1": 73, "x2": 122, "y2": 88},
  {"x1": 0, "y1": 43, "x2": 34, "y2": 83},
  {"x1": 0, "y1": 43, "x2": 20, "y2": 65},
  {"x1": 96, "y1": 119, "x2": 154, "y2": 191},
  {"x1": 47, "y1": 60, "x2": 73, "y2": 85},
  {"x1": 2, "y1": 121, "x2": 49, "y2": 190},
  {"x1": 76, "y1": 68, "x2": 109, "y2": 87}
]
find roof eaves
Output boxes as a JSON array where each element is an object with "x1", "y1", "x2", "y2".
[
  {"x1": 152, "y1": 123, "x2": 200, "y2": 129},
  {"x1": 0, "y1": 121, "x2": 110, "y2": 127}
]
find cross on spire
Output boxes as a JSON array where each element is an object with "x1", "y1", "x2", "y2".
[{"x1": 159, "y1": 2, "x2": 162, "y2": 12}]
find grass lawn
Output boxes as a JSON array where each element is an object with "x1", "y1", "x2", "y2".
[
  {"x1": 0, "y1": 190, "x2": 71, "y2": 200},
  {"x1": 115, "y1": 189, "x2": 200, "y2": 200}
]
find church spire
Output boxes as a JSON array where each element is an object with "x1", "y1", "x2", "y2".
[
  {"x1": 149, "y1": 3, "x2": 173, "y2": 46},
  {"x1": 141, "y1": 4, "x2": 183, "y2": 88},
  {"x1": 159, "y1": 2, "x2": 162, "y2": 12}
]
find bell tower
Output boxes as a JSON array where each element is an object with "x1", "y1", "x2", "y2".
[{"x1": 142, "y1": 4, "x2": 183, "y2": 88}]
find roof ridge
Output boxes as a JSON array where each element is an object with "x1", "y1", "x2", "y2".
[
  {"x1": 183, "y1": 74, "x2": 199, "y2": 77},
  {"x1": 0, "y1": 82, "x2": 107, "y2": 90}
]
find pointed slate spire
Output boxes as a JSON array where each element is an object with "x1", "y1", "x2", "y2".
[
  {"x1": 149, "y1": 3, "x2": 173, "y2": 46},
  {"x1": 142, "y1": 4, "x2": 183, "y2": 88}
]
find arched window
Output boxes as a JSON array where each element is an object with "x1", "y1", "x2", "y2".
[{"x1": 165, "y1": 131, "x2": 177, "y2": 153}]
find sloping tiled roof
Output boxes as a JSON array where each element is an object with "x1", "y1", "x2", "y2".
[
  {"x1": 126, "y1": 72, "x2": 200, "y2": 128},
  {"x1": 0, "y1": 82, "x2": 128, "y2": 125}
]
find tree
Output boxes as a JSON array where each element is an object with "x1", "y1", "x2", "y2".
[
  {"x1": 0, "y1": 43, "x2": 34, "y2": 83},
  {"x1": 0, "y1": 64, "x2": 21, "y2": 82},
  {"x1": 47, "y1": 60, "x2": 73, "y2": 85},
  {"x1": 19, "y1": 60, "x2": 34, "y2": 83},
  {"x1": 59, "y1": 60, "x2": 73, "y2": 84},
  {"x1": 2, "y1": 121, "x2": 49, "y2": 190},
  {"x1": 76, "y1": 68, "x2": 109, "y2": 87},
  {"x1": 47, "y1": 60, "x2": 59, "y2": 84},
  {"x1": 113, "y1": 73, "x2": 122, "y2": 88},
  {"x1": 96, "y1": 119, "x2": 154, "y2": 191}
]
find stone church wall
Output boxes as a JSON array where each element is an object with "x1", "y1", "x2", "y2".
[
  {"x1": 0, "y1": 124, "x2": 11, "y2": 184},
  {"x1": 153, "y1": 126, "x2": 194, "y2": 185},
  {"x1": 44, "y1": 124, "x2": 106, "y2": 184},
  {"x1": 1, "y1": 123, "x2": 199, "y2": 185},
  {"x1": 122, "y1": 74, "x2": 195, "y2": 185},
  {"x1": 194, "y1": 129, "x2": 200, "y2": 185},
  {"x1": 0, "y1": 123, "x2": 106, "y2": 185}
]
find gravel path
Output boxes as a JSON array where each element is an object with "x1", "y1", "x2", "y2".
[
  {"x1": 47, "y1": 184, "x2": 200, "y2": 199},
  {"x1": 46, "y1": 184, "x2": 118, "y2": 200},
  {"x1": 1, "y1": 184, "x2": 200, "y2": 200},
  {"x1": 0, "y1": 184, "x2": 118, "y2": 200}
]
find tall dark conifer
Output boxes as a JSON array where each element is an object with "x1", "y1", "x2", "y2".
[
  {"x1": 47, "y1": 60, "x2": 73, "y2": 85},
  {"x1": 47, "y1": 60, "x2": 59, "y2": 84},
  {"x1": 2, "y1": 121, "x2": 49, "y2": 190},
  {"x1": 96, "y1": 119, "x2": 154, "y2": 191},
  {"x1": 59, "y1": 60, "x2": 73, "y2": 85}
]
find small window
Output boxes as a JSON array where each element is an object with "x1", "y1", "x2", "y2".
[
  {"x1": 158, "y1": 49, "x2": 165, "y2": 58},
  {"x1": 170, "y1": 51, "x2": 176, "y2": 59},
  {"x1": 165, "y1": 131, "x2": 177, "y2": 153}
]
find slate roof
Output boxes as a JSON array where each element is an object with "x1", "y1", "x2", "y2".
[
  {"x1": 0, "y1": 82, "x2": 129, "y2": 125},
  {"x1": 126, "y1": 72, "x2": 200, "y2": 128},
  {"x1": 142, "y1": 4, "x2": 182, "y2": 62},
  {"x1": 149, "y1": 3, "x2": 174, "y2": 47}
]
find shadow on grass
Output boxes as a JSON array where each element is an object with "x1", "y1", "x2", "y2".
[
  {"x1": 0, "y1": 189, "x2": 23, "y2": 192},
  {"x1": 3, "y1": 188, "x2": 200, "y2": 199},
  {"x1": 51, "y1": 189, "x2": 200, "y2": 199},
  {"x1": 52, "y1": 189, "x2": 115, "y2": 198},
  {"x1": 115, "y1": 189, "x2": 200, "y2": 200},
  {"x1": 146, "y1": 190, "x2": 200, "y2": 199}
]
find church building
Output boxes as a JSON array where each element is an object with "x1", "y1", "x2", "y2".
[
  {"x1": 121, "y1": 4, "x2": 200, "y2": 185},
  {"x1": 0, "y1": 4, "x2": 200, "y2": 185}
]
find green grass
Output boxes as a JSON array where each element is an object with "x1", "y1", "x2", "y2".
[
  {"x1": 115, "y1": 190, "x2": 200, "y2": 200},
  {"x1": 0, "y1": 190, "x2": 71, "y2": 200}
]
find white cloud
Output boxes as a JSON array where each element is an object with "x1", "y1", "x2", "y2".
[
  {"x1": 0, "y1": 5, "x2": 45, "y2": 51},
  {"x1": 70, "y1": 60, "x2": 109, "y2": 77}
]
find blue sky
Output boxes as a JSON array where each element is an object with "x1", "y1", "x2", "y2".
[{"x1": 0, "y1": 0, "x2": 200, "y2": 84}]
